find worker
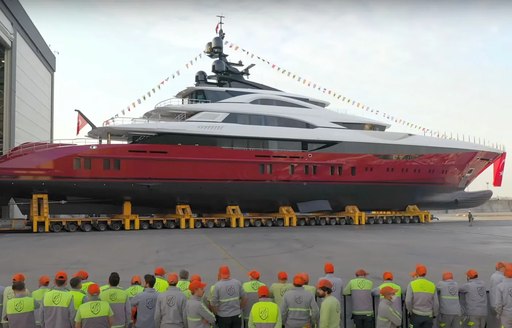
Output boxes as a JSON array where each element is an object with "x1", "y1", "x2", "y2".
[
  {"x1": 177, "y1": 270, "x2": 192, "y2": 299},
  {"x1": 155, "y1": 267, "x2": 170, "y2": 293},
  {"x1": 155, "y1": 272, "x2": 187, "y2": 328},
  {"x1": 248, "y1": 286, "x2": 281, "y2": 328},
  {"x1": 242, "y1": 270, "x2": 266, "y2": 328},
  {"x1": 343, "y1": 269, "x2": 374, "y2": 328},
  {"x1": 496, "y1": 264, "x2": 512, "y2": 328},
  {"x1": 459, "y1": 269, "x2": 487, "y2": 328},
  {"x1": 372, "y1": 272, "x2": 402, "y2": 315},
  {"x1": 75, "y1": 283, "x2": 114, "y2": 328},
  {"x1": 490, "y1": 262, "x2": 506, "y2": 313},
  {"x1": 186, "y1": 280, "x2": 216, "y2": 328},
  {"x1": 376, "y1": 286, "x2": 402, "y2": 328},
  {"x1": 41, "y1": 271, "x2": 75, "y2": 328},
  {"x1": 300, "y1": 273, "x2": 317, "y2": 297},
  {"x1": 405, "y1": 264, "x2": 438, "y2": 328},
  {"x1": 32, "y1": 275, "x2": 50, "y2": 328},
  {"x1": 131, "y1": 274, "x2": 159, "y2": 328},
  {"x1": 211, "y1": 265, "x2": 247, "y2": 328},
  {"x1": 126, "y1": 276, "x2": 145, "y2": 299},
  {"x1": 69, "y1": 277, "x2": 85, "y2": 311},
  {"x1": 281, "y1": 273, "x2": 319, "y2": 328},
  {"x1": 317, "y1": 279, "x2": 341, "y2": 328},
  {"x1": 190, "y1": 275, "x2": 202, "y2": 283},
  {"x1": 74, "y1": 270, "x2": 94, "y2": 294},
  {"x1": 206, "y1": 273, "x2": 221, "y2": 312},
  {"x1": 468, "y1": 211, "x2": 474, "y2": 226},
  {"x1": 5, "y1": 281, "x2": 38, "y2": 328},
  {"x1": 269, "y1": 272, "x2": 291, "y2": 308},
  {"x1": 1, "y1": 273, "x2": 30, "y2": 328},
  {"x1": 318, "y1": 262, "x2": 344, "y2": 304},
  {"x1": 436, "y1": 272, "x2": 461, "y2": 328},
  {"x1": 100, "y1": 272, "x2": 131, "y2": 328}
]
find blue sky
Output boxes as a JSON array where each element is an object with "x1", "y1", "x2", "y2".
[{"x1": 20, "y1": 0, "x2": 512, "y2": 197}]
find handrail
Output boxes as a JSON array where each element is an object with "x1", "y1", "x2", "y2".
[{"x1": 154, "y1": 98, "x2": 211, "y2": 108}]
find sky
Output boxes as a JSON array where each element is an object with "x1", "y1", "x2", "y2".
[{"x1": 19, "y1": 0, "x2": 512, "y2": 197}]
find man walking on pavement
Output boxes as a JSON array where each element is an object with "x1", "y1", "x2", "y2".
[
  {"x1": 1, "y1": 273, "x2": 29, "y2": 328},
  {"x1": 372, "y1": 272, "x2": 402, "y2": 317},
  {"x1": 242, "y1": 270, "x2": 266, "y2": 328},
  {"x1": 41, "y1": 271, "x2": 75, "y2": 328},
  {"x1": 459, "y1": 269, "x2": 487, "y2": 328},
  {"x1": 5, "y1": 281, "x2": 38, "y2": 328},
  {"x1": 211, "y1": 265, "x2": 247, "y2": 328},
  {"x1": 186, "y1": 280, "x2": 216, "y2": 328},
  {"x1": 154, "y1": 272, "x2": 187, "y2": 328},
  {"x1": 343, "y1": 269, "x2": 374, "y2": 328},
  {"x1": 496, "y1": 264, "x2": 512, "y2": 328},
  {"x1": 75, "y1": 283, "x2": 114, "y2": 328},
  {"x1": 468, "y1": 211, "x2": 474, "y2": 226},
  {"x1": 248, "y1": 286, "x2": 281, "y2": 328},
  {"x1": 436, "y1": 272, "x2": 461, "y2": 328},
  {"x1": 32, "y1": 275, "x2": 50, "y2": 328},
  {"x1": 269, "y1": 272, "x2": 291, "y2": 308},
  {"x1": 317, "y1": 279, "x2": 340, "y2": 328},
  {"x1": 281, "y1": 273, "x2": 319, "y2": 328},
  {"x1": 100, "y1": 272, "x2": 131, "y2": 328},
  {"x1": 131, "y1": 274, "x2": 159, "y2": 328},
  {"x1": 405, "y1": 264, "x2": 438, "y2": 328},
  {"x1": 376, "y1": 286, "x2": 402, "y2": 328},
  {"x1": 155, "y1": 267, "x2": 170, "y2": 293}
]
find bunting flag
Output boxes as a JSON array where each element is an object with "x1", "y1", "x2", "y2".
[{"x1": 76, "y1": 112, "x2": 88, "y2": 135}]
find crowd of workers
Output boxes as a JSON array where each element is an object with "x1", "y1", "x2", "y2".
[{"x1": 0, "y1": 261, "x2": 511, "y2": 328}]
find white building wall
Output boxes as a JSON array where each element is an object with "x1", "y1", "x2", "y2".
[{"x1": 14, "y1": 34, "x2": 51, "y2": 145}]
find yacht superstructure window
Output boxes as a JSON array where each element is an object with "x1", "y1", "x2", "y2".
[
  {"x1": 223, "y1": 113, "x2": 314, "y2": 128},
  {"x1": 250, "y1": 98, "x2": 307, "y2": 108},
  {"x1": 334, "y1": 122, "x2": 386, "y2": 131}
]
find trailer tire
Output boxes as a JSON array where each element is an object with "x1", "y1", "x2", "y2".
[
  {"x1": 265, "y1": 220, "x2": 273, "y2": 227},
  {"x1": 277, "y1": 219, "x2": 284, "y2": 227},
  {"x1": 111, "y1": 221, "x2": 122, "y2": 231},
  {"x1": 218, "y1": 220, "x2": 226, "y2": 228},
  {"x1": 206, "y1": 220, "x2": 215, "y2": 228},
  {"x1": 319, "y1": 218, "x2": 327, "y2": 226},
  {"x1": 298, "y1": 218, "x2": 306, "y2": 226},
  {"x1": 385, "y1": 217, "x2": 393, "y2": 224},
  {"x1": 244, "y1": 220, "x2": 250, "y2": 227},
  {"x1": 309, "y1": 219, "x2": 316, "y2": 226},
  {"x1": 165, "y1": 221, "x2": 176, "y2": 229},
  {"x1": 50, "y1": 222, "x2": 63, "y2": 232},
  {"x1": 152, "y1": 221, "x2": 163, "y2": 230},
  {"x1": 96, "y1": 222, "x2": 108, "y2": 231},
  {"x1": 37, "y1": 224, "x2": 46, "y2": 233},
  {"x1": 367, "y1": 218, "x2": 375, "y2": 224},
  {"x1": 254, "y1": 220, "x2": 262, "y2": 227},
  {"x1": 393, "y1": 217, "x2": 402, "y2": 224},
  {"x1": 66, "y1": 223, "x2": 78, "y2": 232},
  {"x1": 140, "y1": 221, "x2": 150, "y2": 230},
  {"x1": 194, "y1": 220, "x2": 202, "y2": 229},
  {"x1": 412, "y1": 216, "x2": 420, "y2": 223},
  {"x1": 329, "y1": 218, "x2": 337, "y2": 225},
  {"x1": 81, "y1": 223, "x2": 92, "y2": 232},
  {"x1": 403, "y1": 217, "x2": 410, "y2": 224},
  {"x1": 338, "y1": 218, "x2": 346, "y2": 225}
]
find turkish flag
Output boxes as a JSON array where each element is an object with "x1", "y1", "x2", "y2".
[
  {"x1": 76, "y1": 112, "x2": 88, "y2": 135},
  {"x1": 215, "y1": 23, "x2": 220, "y2": 34},
  {"x1": 493, "y1": 152, "x2": 506, "y2": 187}
]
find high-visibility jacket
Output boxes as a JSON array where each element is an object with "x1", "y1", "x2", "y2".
[
  {"x1": 243, "y1": 280, "x2": 266, "y2": 319},
  {"x1": 318, "y1": 295, "x2": 340, "y2": 328},
  {"x1": 343, "y1": 278, "x2": 374, "y2": 315},
  {"x1": 269, "y1": 283, "x2": 292, "y2": 307},
  {"x1": 125, "y1": 285, "x2": 145, "y2": 299},
  {"x1": 318, "y1": 274, "x2": 344, "y2": 304},
  {"x1": 74, "y1": 298, "x2": 113, "y2": 328},
  {"x1": 177, "y1": 280, "x2": 192, "y2": 299},
  {"x1": 405, "y1": 277, "x2": 439, "y2": 317},
  {"x1": 41, "y1": 287, "x2": 75, "y2": 328},
  {"x1": 281, "y1": 286, "x2": 319, "y2": 328},
  {"x1": 186, "y1": 295, "x2": 216, "y2": 328},
  {"x1": 155, "y1": 277, "x2": 170, "y2": 293},
  {"x1": 100, "y1": 286, "x2": 131, "y2": 328},
  {"x1": 249, "y1": 298, "x2": 281, "y2": 328},
  {"x1": 436, "y1": 280, "x2": 461, "y2": 315},
  {"x1": 1, "y1": 286, "x2": 30, "y2": 324},
  {"x1": 6, "y1": 296, "x2": 37, "y2": 328},
  {"x1": 31, "y1": 287, "x2": 49, "y2": 326},
  {"x1": 80, "y1": 281, "x2": 95, "y2": 294},
  {"x1": 70, "y1": 288, "x2": 86, "y2": 310}
]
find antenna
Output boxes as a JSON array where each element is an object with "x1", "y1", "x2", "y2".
[{"x1": 216, "y1": 15, "x2": 225, "y2": 39}]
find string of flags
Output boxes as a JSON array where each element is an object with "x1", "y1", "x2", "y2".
[{"x1": 102, "y1": 52, "x2": 204, "y2": 126}]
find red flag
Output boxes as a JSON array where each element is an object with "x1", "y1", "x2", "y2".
[
  {"x1": 76, "y1": 112, "x2": 88, "y2": 135},
  {"x1": 493, "y1": 152, "x2": 506, "y2": 187},
  {"x1": 215, "y1": 23, "x2": 220, "y2": 34}
]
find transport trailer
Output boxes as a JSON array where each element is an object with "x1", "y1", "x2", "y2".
[{"x1": 0, "y1": 194, "x2": 431, "y2": 233}]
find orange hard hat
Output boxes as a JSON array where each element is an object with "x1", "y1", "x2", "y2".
[
  {"x1": 293, "y1": 274, "x2": 306, "y2": 286},
  {"x1": 189, "y1": 280, "x2": 207, "y2": 293},
  {"x1": 12, "y1": 273, "x2": 26, "y2": 283},
  {"x1": 380, "y1": 286, "x2": 397, "y2": 296},
  {"x1": 190, "y1": 274, "x2": 202, "y2": 282},
  {"x1": 324, "y1": 262, "x2": 335, "y2": 274},
  {"x1": 131, "y1": 275, "x2": 142, "y2": 284},
  {"x1": 317, "y1": 279, "x2": 333, "y2": 289},
  {"x1": 74, "y1": 270, "x2": 89, "y2": 280},
  {"x1": 442, "y1": 272, "x2": 453, "y2": 281},
  {"x1": 355, "y1": 269, "x2": 368, "y2": 277},
  {"x1": 39, "y1": 275, "x2": 50, "y2": 285},
  {"x1": 258, "y1": 285, "x2": 270, "y2": 298},
  {"x1": 382, "y1": 272, "x2": 393, "y2": 281},
  {"x1": 55, "y1": 271, "x2": 68, "y2": 281},
  {"x1": 505, "y1": 264, "x2": 512, "y2": 278},
  {"x1": 466, "y1": 269, "x2": 478, "y2": 279},
  {"x1": 154, "y1": 267, "x2": 166, "y2": 276},
  {"x1": 87, "y1": 283, "x2": 101, "y2": 296},
  {"x1": 416, "y1": 264, "x2": 427, "y2": 277},
  {"x1": 219, "y1": 265, "x2": 231, "y2": 279},
  {"x1": 300, "y1": 272, "x2": 310, "y2": 284},
  {"x1": 248, "y1": 270, "x2": 260, "y2": 280},
  {"x1": 277, "y1": 272, "x2": 288, "y2": 280},
  {"x1": 167, "y1": 273, "x2": 179, "y2": 284}
]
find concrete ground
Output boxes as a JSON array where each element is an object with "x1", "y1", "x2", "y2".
[{"x1": 1, "y1": 215, "x2": 511, "y2": 291}]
